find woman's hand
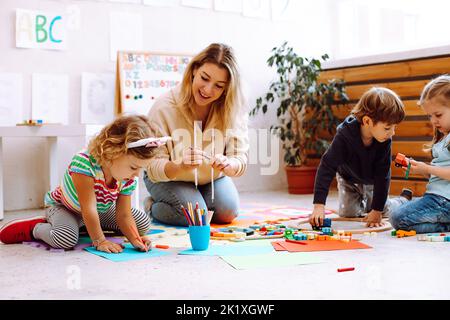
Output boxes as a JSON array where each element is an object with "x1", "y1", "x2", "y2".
[
  {"x1": 211, "y1": 154, "x2": 236, "y2": 176},
  {"x1": 179, "y1": 147, "x2": 209, "y2": 171},
  {"x1": 96, "y1": 240, "x2": 124, "y2": 253}
]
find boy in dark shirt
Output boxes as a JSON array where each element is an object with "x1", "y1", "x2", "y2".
[{"x1": 311, "y1": 87, "x2": 412, "y2": 228}]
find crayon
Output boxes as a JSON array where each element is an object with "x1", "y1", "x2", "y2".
[{"x1": 337, "y1": 267, "x2": 355, "y2": 272}]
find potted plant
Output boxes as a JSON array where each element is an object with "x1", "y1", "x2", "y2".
[{"x1": 250, "y1": 42, "x2": 348, "y2": 194}]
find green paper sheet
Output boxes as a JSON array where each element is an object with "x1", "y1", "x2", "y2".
[
  {"x1": 220, "y1": 252, "x2": 323, "y2": 270},
  {"x1": 179, "y1": 244, "x2": 275, "y2": 256},
  {"x1": 85, "y1": 243, "x2": 170, "y2": 262}
]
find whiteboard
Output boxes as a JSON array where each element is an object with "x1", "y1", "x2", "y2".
[{"x1": 116, "y1": 51, "x2": 192, "y2": 115}]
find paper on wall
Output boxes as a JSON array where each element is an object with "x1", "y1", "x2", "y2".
[
  {"x1": 81, "y1": 73, "x2": 115, "y2": 124},
  {"x1": 16, "y1": 9, "x2": 67, "y2": 50},
  {"x1": 32, "y1": 73, "x2": 69, "y2": 124},
  {"x1": 0, "y1": 73, "x2": 23, "y2": 126}
]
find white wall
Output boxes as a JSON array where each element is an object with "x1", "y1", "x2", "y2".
[
  {"x1": 0, "y1": 0, "x2": 334, "y2": 211},
  {"x1": 331, "y1": 0, "x2": 450, "y2": 59}
]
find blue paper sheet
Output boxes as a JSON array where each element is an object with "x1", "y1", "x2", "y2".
[
  {"x1": 178, "y1": 244, "x2": 275, "y2": 256},
  {"x1": 84, "y1": 243, "x2": 170, "y2": 262}
]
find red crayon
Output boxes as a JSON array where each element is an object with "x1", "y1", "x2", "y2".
[
  {"x1": 337, "y1": 267, "x2": 355, "y2": 272},
  {"x1": 181, "y1": 205, "x2": 193, "y2": 225},
  {"x1": 286, "y1": 239, "x2": 307, "y2": 245}
]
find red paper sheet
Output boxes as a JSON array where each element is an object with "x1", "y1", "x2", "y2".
[{"x1": 272, "y1": 240, "x2": 372, "y2": 252}]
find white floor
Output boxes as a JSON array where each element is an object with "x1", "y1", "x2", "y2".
[{"x1": 0, "y1": 190, "x2": 449, "y2": 300}]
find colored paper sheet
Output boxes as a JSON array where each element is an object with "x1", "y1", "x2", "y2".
[
  {"x1": 32, "y1": 73, "x2": 69, "y2": 124},
  {"x1": 74, "y1": 236, "x2": 123, "y2": 251},
  {"x1": 81, "y1": 72, "x2": 115, "y2": 125},
  {"x1": 85, "y1": 243, "x2": 170, "y2": 262},
  {"x1": 272, "y1": 242, "x2": 286, "y2": 251},
  {"x1": 272, "y1": 240, "x2": 372, "y2": 252},
  {"x1": 221, "y1": 252, "x2": 323, "y2": 270},
  {"x1": 0, "y1": 73, "x2": 23, "y2": 126},
  {"x1": 178, "y1": 244, "x2": 275, "y2": 256}
]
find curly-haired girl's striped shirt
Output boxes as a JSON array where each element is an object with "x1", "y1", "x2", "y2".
[{"x1": 44, "y1": 150, "x2": 137, "y2": 214}]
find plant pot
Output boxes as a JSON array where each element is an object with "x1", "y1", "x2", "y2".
[{"x1": 285, "y1": 165, "x2": 318, "y2": 194}]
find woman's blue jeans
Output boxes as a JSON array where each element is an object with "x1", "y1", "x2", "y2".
[
  {"x1": 390, "y1": 193, "x2": 450, "y2": 234},
  {"x1": 143, "y1": 172, "x2": 240, "y2": 226}
]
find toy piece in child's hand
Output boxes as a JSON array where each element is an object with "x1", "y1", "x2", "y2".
[
  {"x1": 394, "y1": 153, "x2": 410, "y2": 168},
  {"x1": 394, "y1": 153, "x2": 411, "y2": 179},
  {"x1": 127, "y1": 136, "x2": 172, "y2": 149}
]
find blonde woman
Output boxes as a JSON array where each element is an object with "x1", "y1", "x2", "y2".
[
  {"x1": 0, "y1": 115, "x2": 160, "y2": 252},
  {"x1": 144, "y1": 43, "x2": 249, "y2": 226}
]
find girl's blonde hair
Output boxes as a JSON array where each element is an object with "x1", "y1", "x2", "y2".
[
  {"x1": 178, "y1": 43, "x2": 245, "y2": 130},
  {"x1": 88, "y1": 115, "x2": 155, "y2": 166},
  {"x1": 420, "y1": 75, "x2": 450, "y2": 151}
]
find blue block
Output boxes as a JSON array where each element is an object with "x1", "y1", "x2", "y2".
[
  {"x1": 294, "y1": 233, "x2": 307, "y2": 240},
  {"x1": 323, "y1": 218, "x2": 332, "y2": 228}
]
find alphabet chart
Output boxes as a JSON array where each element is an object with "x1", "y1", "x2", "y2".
[
  {"x1": 15, "y1": 9, "x2": 66, "y2": 50},
  {"x1": 116, "y1": 51, "x2": 191, "y2": 115}
]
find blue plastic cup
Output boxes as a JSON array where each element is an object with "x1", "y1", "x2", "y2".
[{"x1": 188, "y1": 225, "x2": 210, "y2": 251}]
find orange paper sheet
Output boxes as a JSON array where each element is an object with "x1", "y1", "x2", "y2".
[
  {"x1": 272, "y1": 240, "x2": 372, "y2": 252},
  {"x1": 272, "y1": 242, "x2": 286, "y2": 251}
]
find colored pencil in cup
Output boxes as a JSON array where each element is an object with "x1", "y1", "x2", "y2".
[
  {"x1": 201, "y1": 209, "x2": 206, "y2": 226},
  {"x1": 207, "y1": 210, "x2": 214, "y2": 225},
  {"x1": 181, "y1": 205, "x2": 192, "y2": 225}
]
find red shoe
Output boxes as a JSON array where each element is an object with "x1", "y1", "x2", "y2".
[{"x1": 0, "y1": 216, "x2": 46, "y2": 244}]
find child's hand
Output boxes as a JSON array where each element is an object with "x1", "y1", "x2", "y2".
[
  {"x1": 96, "y1": 240, "x2": 124, "y2": 254},
  {"x1": 309, "y1": 205, "x2": 325, "y2": 227},
  {"x1": 132, "y1": 236, "x2": 152, "y2": 252},
  {"x1": 364, "y1": 210, "x2": 384, "y2": 228},
  {"x1": 408, "y1": 159, "x2": 430, "y2": 177}
]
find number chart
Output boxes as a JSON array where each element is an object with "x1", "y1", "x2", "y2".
[{"x1": 116, "y1": 51, "x2": 191, "y2": 115}]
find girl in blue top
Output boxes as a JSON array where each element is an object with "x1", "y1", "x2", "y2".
[{"x1": 390, "y1": 75, "x2": 450, "y2": 233}]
